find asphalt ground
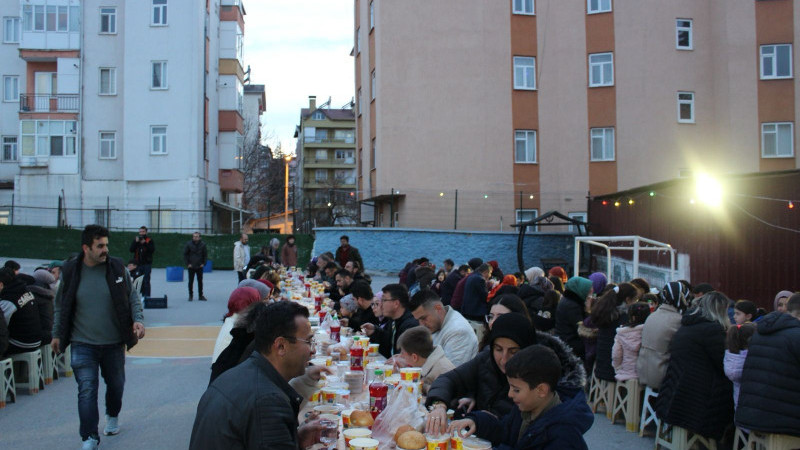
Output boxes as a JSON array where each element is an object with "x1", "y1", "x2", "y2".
[{"x1": 0, "y1": 259, "x2": 653, "y2": 449}]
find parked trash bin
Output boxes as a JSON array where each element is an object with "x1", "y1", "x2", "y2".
[
  {"x1": 166, "y1": 266, "x2": 184, "y2": 282},
  {"x1": 203, "y1": 260, "x2": 213, "y2": 273}
]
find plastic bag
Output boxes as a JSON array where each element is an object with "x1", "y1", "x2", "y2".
[{"x1": 371, "y1": 385, "x2": 427, "y2": 450}]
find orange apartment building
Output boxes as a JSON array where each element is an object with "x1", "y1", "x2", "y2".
[{"x1": 353, "y1": 0, "x2": 799, "y2": 231}]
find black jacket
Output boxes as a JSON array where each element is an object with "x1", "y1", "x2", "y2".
[
  {"x1": 370, "y1": 309, "x2": 419, "y2": 359},
  {"x1": 129, "y1": 236, "x2": 155, "y2": 264},
  {"x1": 0, "y1": 308, "x2": 7, "y2": 355},
  {"x1": 1, "y1": 277, "x2": 42, "y2": 352},
  {"x1": 735, "y1": 312, "x2": 800, "y2": 437},
  {"x1": 24, "y1": 274, "x2": 55, "y2": 345},
  {"x1": 56, "y1": 255, "x2": 139, "y2": 352},
  {"x1": 461, "y1": 273, "x2": 489, "y2": 321},
  {"x1": 518, "y1": 284, "x2": 546, "y2": 312},
  {"x1": 209, "y1": 327, "x2": 254, "y2": 385},
  {"x1": 191, "y1": 352, "x2": 304, "y2": 450},
  {"x1": 554, "y1": 290, "x2": 586, "y2": 358},
  {"x1": 426, "y1": 332, "x2": 587, "y2": 418},
  {"x1": 183, "y1": 239, "x2": 208, "y2": 268},
  {"x1": 440, "y1": 271, "x2": 463, "y2": 306},
  {"x1": 593, "y1": 320, "x2": 619, "y2": 382},
  {"x1": 655, "y1": 312, "x2": 733, "y2": 440},
  {"x1": 348, "y1": 306, "x2": 379, "y2": 333}
]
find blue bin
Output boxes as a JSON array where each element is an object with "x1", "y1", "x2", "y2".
[
  {"x1": 203, "y1": 260, "x2": 213, "y2": 273},
  {"x1": 166, "y1": 266, "x2": 184, "y2": 282}
]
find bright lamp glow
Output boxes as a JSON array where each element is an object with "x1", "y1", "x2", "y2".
[{"x1": 695, "y1": 173, "x2": 723, "y2": 207}]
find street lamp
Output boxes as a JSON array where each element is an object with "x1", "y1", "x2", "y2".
[{"x1": 284, "y1": 154, "x2": 292, "y2": 233}]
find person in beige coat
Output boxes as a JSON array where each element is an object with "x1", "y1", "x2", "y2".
[
  {"x1": 637, "y1": 281, "x2": 688, "y2": 389},
  {"x1": 396, "y1": 325, "x2": 456, "y2": 394}
]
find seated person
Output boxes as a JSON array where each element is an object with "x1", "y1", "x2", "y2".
[
  {"x1": 396, "y1": 325, "x2": 455, "y2": 394},
  {"x1": 347, "y1": 281, "x2": 379, "y2": 332},
  {"x1": 0, "y1": 268, "x2": 43, "y2": 354},
  {"x1": 127, "y1": 260, "x2": 141, "y2": 280},
  {"x1": 450, "y1": 345, "x2": 593, "y2": 450}
]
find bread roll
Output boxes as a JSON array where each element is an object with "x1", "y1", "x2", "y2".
[
  {"x1": 397, "y1": 431, "x2": 426, "y2": 450},
  {"x1": 350, "y1": 410, "x2": 374, "y2": 428},
  {"x1": 393, "y1": 425, "x2": 415, "y2": 443}
]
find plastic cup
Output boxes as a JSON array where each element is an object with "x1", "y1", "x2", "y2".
[
  {"x1": 462, "y1": 437, "x2": 492, "y2": 450},
  {"x1": 343, "y1": 428, "x2": 372, "y2": 447},
  {"x1": 401, "y1": 368, "x2": 422, "y2": 382},
  {"x1": 425, "y1": 434, "x2": 448, "y2": 450},
  {"x1": 342, "y1": 409, "x2": 354, "y2": 429},
  {"x1": 349, "y1": 437, "x2": 379, "y2": 450}
]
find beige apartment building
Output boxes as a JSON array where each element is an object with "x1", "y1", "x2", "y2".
[{"x1": 353, "y1": 0, "x2": 800, "y2": 231}]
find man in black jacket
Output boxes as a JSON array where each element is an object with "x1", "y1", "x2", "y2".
[
  {"x1": 190, "y1": 301, "x2": 323, "y2": 449},
  {"x1": 347, "y1": 281, "x2": 379, "y2": 332},
  {"x1": 362, "y1": 284, "x2": 419, "y2": 359},
  {"x1": 0, "y1": 268, "x2": 42, "y2": 354},
  {"x1": 183, "y1": 232, "x2": 208, "y2": 301},
  {"x1": 440, "y1": 265, "x2": 468, "y2": 306},
  {"x1": 128, "y1": 226, "x2": 155, "y2": 297}
]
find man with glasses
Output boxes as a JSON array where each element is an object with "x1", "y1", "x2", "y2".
[
  {"x1": 190, "y1": 301, "x2": 324, "y2": 449},
  {"x1": 361, "y1": 284, "x2": 419, "y2": 359}
]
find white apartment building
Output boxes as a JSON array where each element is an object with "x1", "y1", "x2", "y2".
[{"x1": 0, "y1": 0, "x2": 256, "y2": 233}]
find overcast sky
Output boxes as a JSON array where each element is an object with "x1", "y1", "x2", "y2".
[{"x1": 244, "y1": 1, "x2": 355, "y2": 154}]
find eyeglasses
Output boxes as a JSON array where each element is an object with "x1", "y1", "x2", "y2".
[{"x1": 283, "y1": 336, "x2": 314, "y2": 347}]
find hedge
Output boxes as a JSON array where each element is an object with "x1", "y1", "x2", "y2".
[{"x1": 0, "y1": 225, "x2": 313, "y2": 270}]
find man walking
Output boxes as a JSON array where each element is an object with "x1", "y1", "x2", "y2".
[
  {"x1": 128, "y1": 226, "x2": 155, "y2": 297},
  {"x1": 335, "y1": 235, "x2": 364, "y2": 270},
  {"x1": 233, "y1": 233, "x2": 250, "y2": 283},
  {"x1": 184, "y1": 232, "x2": 208, "y2": 301},
  {"x1": 53, "y1": 225, "x2": 145, "y2": 450}
]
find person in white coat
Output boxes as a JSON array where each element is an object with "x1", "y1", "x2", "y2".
[
  {"x1": 408, "y1": 289, "x2": 478, "y2": 367},
  {"x1": 232, "y1": 233, "x2": 250, "y2": 283}
]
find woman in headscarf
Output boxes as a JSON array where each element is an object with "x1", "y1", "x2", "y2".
[
  {"x1": 637, "y1": 281, "x2": 689, "y2": 390},
  {"x1": 211, "y1": 287, "x2": 261, "y2": 363},
  {"x1": 548, "y1": 266, "x2": 568, "y2": 285},
  {"x1": 554, "y1": 276, "x2": 593, "y2": 358},
  {"x1": 774, "y1": 290, "x2": 794, "y2": 312},
  {"x1": 487, "y1": 274, "x2": 518, "y2": 302}
]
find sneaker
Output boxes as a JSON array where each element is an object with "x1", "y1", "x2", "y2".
[
  {"x1": 199, "y1": 295, "x2": 207, "y2": 301},
  {"x1": 81, "y1": 436, "x2": 99, "y2": 449},
  {"x1": 104, "y1": 415, "x2": 120, "y2": 435}
]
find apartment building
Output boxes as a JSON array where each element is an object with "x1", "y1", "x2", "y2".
[
  {"x1": 295, "y1": 96, "x2": 357, "y2": 230},
  {"x1": 0, "y1": 0, "x2": 254, "y2": 232},
  {"x1": 354, "y1": 0, "x2": 800, "y2": 231}
]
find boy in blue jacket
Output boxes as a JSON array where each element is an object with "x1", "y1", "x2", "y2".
[{"x1": 449, "y1": 345, "x2": 593, "y2": 450}]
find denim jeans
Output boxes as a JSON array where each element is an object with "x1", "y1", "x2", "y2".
[{"x1": 71, "y1": 342, "x2": 126, "y2": 440}]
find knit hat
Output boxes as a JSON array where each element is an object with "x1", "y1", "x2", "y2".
[
  {"x1": 238, "y1": 279, "x2": 271, "y2": 300},
  {"x1": 225, "y1": 286, "x2": 261, "y2": 318},
  {"x1": 524, "y1": 266, "x2": 544, "y2": 282},
  {"x1": 548, "y1": 266, "x2": 568, "y2": 284},
  {"x1": 660, "y1": 281, "x2": 689, "y2": 313},
  {"x1": 489, "y1": 313, "x2": 537, "y2": 348},
  {"x1": 48, "y1": 260, "x2": 63, "y2": 269},
  {"x1": 774, "y1": 290, "x2": 794, "y2": 311},
  {"x1": 467, "y1": 258, "x2": 483, "y2": 271},
  {"x1": 564, "y1": 276, "x2": 593, "y2": 300},
  {"x1": 588, "y1": 272, "x2": 607, "y2": 296}
]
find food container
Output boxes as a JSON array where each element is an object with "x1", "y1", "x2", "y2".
[
  {"x1": 425, "y1": 434, "x2": 448, "y2": 450},
  {"x1": 309, "y1": 390, "x2": 321, "y2": 404},
  {"x1": 382, "y1": 365, "x2": 394, "y2": 378},
  {"x1": 368, "y1": 343, "x2": 380, "y2": 355},
  {"x1": 335, "y1": 389, "x2": 350, "y2": 405},
  {"x1": 349, "y1": 437, "x2": 379, "y2": 450},
  {"x1": 385, "y1": 374, "x2": 402, "y2": 388},
  {"x1": 321, "y1": 388, "x2": 338, "y2": 404},
  {"x1": 342, "y1": 409, "x2": 354, "y2": 429},
  {"x1": 450, "y1": 431, "x2": 463, "y2": 450},
  {"x1": 318, "y1": 413, "x2": 340, "y2": 425},
  {"x1": 313, "y1": 404, "x2": 343, "y2": 416},
  {"x1": 343, "y1": 428, "x2": 372, "y2": 447},
  {"x1": 344, "y1": 371, "x2": 364, "y2": 394},
  {"x1": 400, "y1": 368, "x2": 422, "y2": 382},
  {"x1": 462, "y1": 437, "x2": 492, "y2": 450}
]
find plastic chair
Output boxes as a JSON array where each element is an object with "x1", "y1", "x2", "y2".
[
  {"x1": 10, "y1": 349, "x2": 44, "y2": 394},
  {"x1": 655, "y1": 422, "x2": 717, "y2": 450},
  {"x1": 55, "y1": 345, "x2": 73, "y2": 377},
  {"x1": 588, "y1": 370, "x2": 616, "y2": 417},
  {"x1": 733, "y1": 427, "x2": 748, "y2": 450},
  {"x1": 40, "y1": 344, "x2": 57, "y2": 384},
  {"x1": 639, "y1": 385, "x2": 659, "y2": 437},
  {"x1": 610, "y1": 378, "x2": 642, "y2": 432},
  {"x1": 0, "y1": 357, "x2": 15, "y2": 407}
]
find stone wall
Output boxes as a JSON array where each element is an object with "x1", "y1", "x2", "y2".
[{"x1": 312, "y1": 227, "x2": 575, "y2": 274}]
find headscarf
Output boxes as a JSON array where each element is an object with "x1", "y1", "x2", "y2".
[
  {"x1": 588, "y1": 272, "x2": 607, "y2": 296},
  {"x1": 774, "y1": 290, "x2": 794, "y2": 311},
  {"x1": 487, "y1": 275, "x2": 519, "y2": 302},
  {"x1": 531, "y1": 275, "x2": 554, "y2": 292},
  {"x1": 660, "y1": 281, "x2": 689, "y2": 313},
  {"x1": 548, "y1": 266, "x2": 568, "y2": 284},
  {"x1": 238, "y1": 279, "x2": 271, "y2": 300},
  {"x1": 524, "y1": 266, "x2": 544, "y2": 282},
  {"x1": 225, "y1": 286, "x2": 261, "y2": 318},
  {"x1": 564, "y1": 276, "x2": 592, "y2": 300}
]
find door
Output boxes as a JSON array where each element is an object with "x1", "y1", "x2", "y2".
[{"x1": 34, "y1": 72, "x2": 56, "y2": 111}]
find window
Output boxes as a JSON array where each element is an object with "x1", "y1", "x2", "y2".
[
  {"x1": 761, "y1": 122, "x2": 794, "y2": 158},
  {"x1": 335, "y1": 149, "x2": 354, "y2": 161},
  {"x1": 99, "y1": 132, "x2": 116, "y2": 159},
  {"x1": 3, "y1": 17, "x2": 20, "y2": 43},
  {"x1": 2, "y1": 137, "x2": 17, "y2": 162},
  {"x1": 99, "y1": 68, "x2": 116, "y2": 95},
  {"x1": 152, "y1": 0, "x2": 168, "y2": 26},
  {"x1": 236, "y1": 33, "x2": 243, "y2": 62},
  {"x1": 315, "y1": 149, "x2": 328, "y2": 160},
  {"x1": 100, "y1": 7, "x2": 116, "y2": 34},
  {"x1": 590, "y1": 127, "x2": 615, "y2": 161},
  {"x1": 513, "y1": 0, "x2": 535, "y2": 15},
  {"x1": 151, "y1": 61, "x2": 168, "y2": 89},
  {"x1": 515, "y1": 130, "x2": 537, "y2": 163},
  {"x1": 588, "y1": 0, "x2": 611, "y2": 14},
  {"x1": 151, "y1": 126, "x2": 167, "y2": 154},
  {"x1": 589, "y1": 52, "x2": 614, "y2": 87},
  {"x1": 69, "y1": 6, "x2": 79, "y2": 32},
  {"x1": 356, "y1": 27, "x2": 360, "y2": 54},
  {"x1": 369, "y1": 1, "x2": 374, "y2": 30},
  {"x1": 371, "y1": 70, "x2": 376, "y2": 100},
  {"x1": 3, "y1": 76, "x2": 19, "y2": 102},
  {"x1": 513, "y1": 56, "x2": 536, "y2": 90},
  {"x1": 568, "y1": 212, "x2": 587, "y2": 233},
  {"x1": 315, "y1": 169, "x2": 328, "y2": 182},
  {"x1": 57, "y1": 6, "x2": 68, "y2": 32},
  {"x1": 312, "y1": 111, "x2": 325, "y2": 120},
  {"x1": 95, "y1": 209, "x2": 108, "y2": 227},
  {"x1": 370, "y1": 138, "x2": 376, "y2": 169},
  {"x1": 357, "y1": 88, "x2": 362, "y2": 115},
  {"x1": 20, "y1": 120, "x2": 77, "y2": 157},
  {"x1": 314, "y1": 128, "x2": 328, "y2": 142},
  {"x1": 46, "y1": 5, "x2": 56, "y2": 31},
  {"x1": 676, "y1": 19, "x2": 692, "y2": 50},
  {"x1": 677, "y1": 92, "x2": 694, "y2": 123},
  {"x1": 334, "y1": 129, "x2": 354, "y2": 143},
  {"x1": 516, "y1": 209, "x2": 538, "y2": 233},
  {"x1": 27, "y1": 5, "x2": 45, "y2": 32},
  {"x1": 760, "y1": 44, "x2": 793, "y2": 80}
]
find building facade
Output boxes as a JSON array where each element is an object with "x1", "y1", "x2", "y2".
[
  {"x1": 353, "y1": 0, "x2": 800, "y2": 231},
  {"x1": 296, "y1": 95, "x2": 357, "y2": 232},
  {"x1": 0, "y1": 0, "x2": 253, "y2": 233}
]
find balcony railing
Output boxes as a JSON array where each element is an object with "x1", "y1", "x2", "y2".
[
  {"x1": 19, "y1": 94, "x2": 80, "y2": 113},
  {"x1": 303, "y1": 157, "x2": 356, "y2": 165},
  {"x1": 303, "y1": 137, "x2": 355, "y2": 144}
]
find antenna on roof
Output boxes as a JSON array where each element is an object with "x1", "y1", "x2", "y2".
[
  {"x1": 318, "y1": 97, "x2": 331, "y2": 109},
  {"x1": 341, "y1": 98, "x2": 355, "y2": 110}
]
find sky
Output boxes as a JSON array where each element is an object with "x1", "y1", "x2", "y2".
[{"x1": 243, "y1": 1, "x2": 355, "y2": 154}]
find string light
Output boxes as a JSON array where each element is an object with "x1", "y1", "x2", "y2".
[
  {"x1": 484, "y1": 195, "x2": 488, "y2": 199},
  {"x1": 614, "y1": 200, "x2": 620, "y2": 207},
  {"x1": 649, "y1": 191, "x2": 655, "y2": 197},
  {"x1": 790, "y1": 201, "x2": 795, "y2": 209},
  {"x1": 602, "y1": 200, "x2": 608, "y2": 206},
  {"x1": 628, "y1": 198, "x2": 635, "y2": 205},
  {"x1": 529, "y1": 195, "x2": 534, "y2": 199}
]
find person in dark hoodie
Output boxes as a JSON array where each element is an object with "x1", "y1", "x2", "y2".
[
  {"x1": 0, "y1": 307, "x2": 7, "y2": 356},
  {"x1": 451, "y1": 345, "x2": 593, "y2": 450},
  {"x1": 28, "y1": 268, "x2": 57, "y2": 345},
  {"x1": 450, "y1": 258, "x2": 483, "y2": 311},
  {"x1": 554, "y1": 277, "x2": 593, "y2": 359},
  {"x1": 441, "y1": 264, "x2": 469, "y2": 306},
  {"x1": 0, "y1": 267, "x2": 43, "y2": 354}
]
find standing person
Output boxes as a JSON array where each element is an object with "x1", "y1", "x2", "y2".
[
  {"x1": 233, "y1": 233, "x2": 250, "y2": 283},
  {"x1": 361, "y1": 284, "x2": 419, "y2": 359},
  {"x1": 184, "y1": 232, "x2": 208, "y2": 301},
  {"x1": 268, "y1": 238, "x2": 281, "y2": 266},
  {"x1": 190, "y1": 301, "x2": 323, "y2": 449},
  {"x1": 281, "y1": 235, "x2": 298, "y2": 268},
  {"x1": 128, "y1": 226, "x2": 154, "y2": 297},
  {"x1": 461, "y1": 263, "x2": 493, "y2": 340},
  {"x1": 334, "y1": 235, "x2": 364, "y2": 270},
  {"x1": 53, "y1": 225, "x2": 145, "y2": 450}
]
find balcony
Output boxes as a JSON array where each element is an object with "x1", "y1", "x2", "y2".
[
  {"x1": 220, "y1": 169, "x2": 244, "y2": 193},
  {"x1": 304, "y1": 177, "x2": 356, "y2": 189},
  {"x1": 19, "y1": 94, "x2": 79, "y2": 113},
  {"x1": 302, "y1": 157, "x2": 356, "y2": 168},
  {"x1": 302, "y1": 137, "x2": 355, "y2": 147}
]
